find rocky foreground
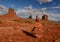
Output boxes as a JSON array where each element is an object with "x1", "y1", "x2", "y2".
[{"x1": 0, "y1": 8, "x2": 60, "y2": 42}]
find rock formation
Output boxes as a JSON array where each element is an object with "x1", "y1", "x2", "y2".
[
  {"x1": 42, "y1": 15, "x2": 48, "y2": 21},
  {"x1": 4, "y1": 8, "x2": 16, "y2": 17},
  {"x1": 8, "y1": 8, "x2": 16, "y2": 15},
  {"x1": 32, "y1": 15, "x2": 44, "y2": 38},
  {"x1": 59, "y1": 21, "x2": 60, "y2": 22},
  {"x1": 35, "y1": 16, "x2": 40, "y2": 22},
  {"x1": 0, "y1": 8, "x2": 20, "y2": 20},
  {"x1": 28, "y1": 15, "x2": 32, "y2": 19}
]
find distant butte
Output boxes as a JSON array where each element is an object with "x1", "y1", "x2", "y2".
[
  {"x1": 42, "y1": 15, "x2": 48, "y2": 21},
  {"x1": 35, "y1": 15, "x2": 41, "y2": 22}
]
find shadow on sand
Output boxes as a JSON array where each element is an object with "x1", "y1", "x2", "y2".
[{"x1": 22, "y1": 30, "x2": 36, "y2": 38}]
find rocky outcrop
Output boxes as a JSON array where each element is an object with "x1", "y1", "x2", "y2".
[
  {"x1": 32, "y1": 16, "x2": 44, "y2": 38},
  {"x1": 42, "y1": 15, "x2": 48, "y2": 21},
  {"x1": 32, "y1": 23, "x2": 44, "y2": 38}
]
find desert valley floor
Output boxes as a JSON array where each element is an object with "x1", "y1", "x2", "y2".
[{"x1": 0, "y1": 8, "x2": 60, "y2": 42}]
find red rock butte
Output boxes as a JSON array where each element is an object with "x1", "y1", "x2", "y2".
[
  {"x1": 0, "y1": 8, "x2": 20, "y2": 20},
  {"x1": 8, "y1": 8, "x2": 16, "y2": 15}
]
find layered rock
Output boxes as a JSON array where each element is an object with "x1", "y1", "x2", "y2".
[{"x1": 42, "y1": 15, "x2": 48, "y2": 21}]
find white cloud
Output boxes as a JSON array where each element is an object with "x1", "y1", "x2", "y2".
[
  {"x1": 0, "y1": 4, "x2": 8, "y2": 15},
  {"x1": 24, "y1": 5, "x2": 32, "y2": 10},
  {"x1": 50, "y1": 4, "x2": 60, "y2": 9},
  {"x1": 16, "y1": 5, "x2": 60, "y2": 21},
  {"x1": 52, "y1": 6, "x2": 60, "y2": 8},
  {"x1": 16, "y1": 5, "x2": 43, "y2": 18},
  {"x1": 45, "y1": 13, "x2": 60, "y2": 21},
  {"x1": 51, "y1": 4, "x2": 60, "y2": 9},
  {"x1": 38, "y1": 0, "x2": 53, "y2": 4}
]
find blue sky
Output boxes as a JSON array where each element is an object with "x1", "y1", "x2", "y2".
[
  {"x1": 0, "y1": 0, "x2": 60, "y2": 9},
  {"x1": 0, "y1": 0, "x2": 60, "y2": 21}
]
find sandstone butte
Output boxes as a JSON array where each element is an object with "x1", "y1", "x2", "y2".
[{"x1": 0, "y1": 8, "x2": 60, "y2": 42}]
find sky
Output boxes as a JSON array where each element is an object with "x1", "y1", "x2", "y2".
[{"x1": 0, "y1": 0, "x2": 60, "y2": 21}]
